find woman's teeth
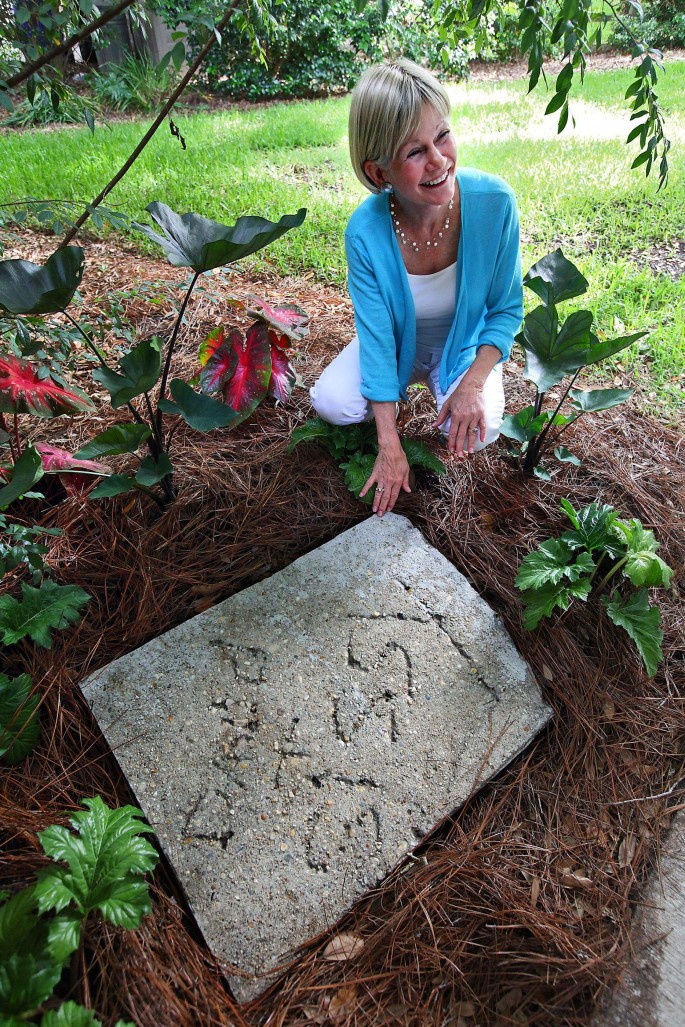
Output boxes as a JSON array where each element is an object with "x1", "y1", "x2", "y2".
[{"x1": 422, "y1": 168, "x2": 450, "y2": 187}]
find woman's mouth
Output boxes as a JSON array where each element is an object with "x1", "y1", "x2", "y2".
[{"x1": 421, "y1": 167, "x2": 451, "y2": 188}]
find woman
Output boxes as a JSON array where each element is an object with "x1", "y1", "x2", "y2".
[{"x1": 310, "y1": 59, "x2": 523, "y2": 517}]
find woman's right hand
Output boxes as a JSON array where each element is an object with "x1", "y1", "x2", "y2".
[{"x1": 359, "y1": 438, "x2": 411, "y2": 517}]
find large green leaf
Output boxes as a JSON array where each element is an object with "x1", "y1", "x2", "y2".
[
  {"x1": 523, "y1": 248, "x2": 588, "y2": 306},
  {"x1": 340, "y1": 451, "x2": 376, "y2": 502},
  {"x1": 603, "y1": 589, "x2": 663, "y2": 678},
  {"x1": 35, "y1": 797, "x2": 158, "y2": 929},
  {"x1": 0, "y1": 889, "x2": 64, "y2": 1018},
  {"x1": 135, "y1": 453, "x2": 173, "y2": 487},
  {"x1": 74, "y1": 424, "x2": 152, "y2": 459},
  {"x1": 133, "y1": 202, "x2": 307, "y2": 273},
  {"x1": 559, "y1": 499, "x2": 624, "y2": 557},
  {"x1": 583, "y1": 332, "x2": 645, "y2": 369},
  {"x1": 615, "y1": 519, "x2": 673, "y2": 588},
  {"x1": 0, "y1": 248, "x2": 84, "y2": 315},
  {"x1": 88, "y1": 475, "x2": 137, "y2": 500},
  {"x1": 159, "y1": 379, "x2": 240, "y2": 431},
  {"x1": 522, "y1": 307, "x2": 593, "y2": 391},
  {"x1": 0, "y1": 445, "x2": 44, "y2": 510},
  {"x1": 400, "y1": 437, "x2": 446, "y2": 475},
  {"x1": 92, "y1": 338, "x2": 163, "y2": 408},
  {"x1": 499, "y1": 406, "x2": 552, "y2": 443},
  {"x1": 570, "y1": 387, "x2": 634, "y2": 413},
  {"x1": 0, "y1": 581, "x2": 90, "y2": 649},
  {"x1": 520, "y1": 577, "x2": 592, "y2": 630},
  {"x1": 0, "y1": 673, "x2": 40, "y2": 764},
  {"x1": 515, "y1": 539, "x2": 594, "y2": 591},
  {"x1": 41, "y1": 1001, "x2": 104, "y2": 1027}
]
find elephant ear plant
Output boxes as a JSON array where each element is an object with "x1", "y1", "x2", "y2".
[
  {"x1": 0, "y1": 248, "x2": 110, "y2": 508},
  {"x1": 501, "y1": 249, "x2": 645, "y2": 480},
  {"x1": 74, "y1": 202, "x2": 307, "y2": 506}
]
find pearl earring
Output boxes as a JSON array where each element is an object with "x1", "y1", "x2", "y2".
[{"x1": 381, "y1": 183, "x2": 393, "y2": 194}]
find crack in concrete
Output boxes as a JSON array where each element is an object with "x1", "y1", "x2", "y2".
[{"x1": 396, "y1": 578, "x2": 501, "y2": 702}]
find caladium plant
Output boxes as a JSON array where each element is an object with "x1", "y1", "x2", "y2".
[
  {"x1": 515, "y1": 498, "x2": 673, "y2": 676},
  {"x1": 196, "y1": 296, "x2": 308, "y2": 422},
  {"x1": 501, "y1": 249, "x2": 645, "y2": 479}
]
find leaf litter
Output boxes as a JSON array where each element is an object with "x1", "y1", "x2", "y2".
[{"x1": 0, "y1": 228, "x2": 683, "y2": 1026}]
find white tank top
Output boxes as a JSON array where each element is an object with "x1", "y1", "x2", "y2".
[{"x1": 407, "y1": 261, "x2": 457, "y2": 355}]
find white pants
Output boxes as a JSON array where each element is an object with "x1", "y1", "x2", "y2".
[{"x1": 309, "y1": 336, "x2": 505, "y2": 450}]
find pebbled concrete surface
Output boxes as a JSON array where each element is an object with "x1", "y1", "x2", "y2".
[{"x1": 81, "y1": 513, "x2": 552, "y2": 1000}]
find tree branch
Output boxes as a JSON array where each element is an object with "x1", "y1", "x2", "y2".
[
  {"x1": 4, "y1": 0, "x2": 137, "y2": 89},
  {"x1": 58, "y1": 1, "x2": 241, "y2": 249}
]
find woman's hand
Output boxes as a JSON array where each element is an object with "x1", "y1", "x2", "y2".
[
  {"x1": 434, "y1": 376, "x2": 487, "y2": 458},
  {"x1": 360, "y1": 438, "x2": 411, "y2": 516}
]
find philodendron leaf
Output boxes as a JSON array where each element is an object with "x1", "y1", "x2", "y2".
[
  {"x1": 133, "y1": 202, "x2": 307, "y2": 273},
  {"x1": 0, "y1": 355, "x2": 94, "y2": 417},
  {"x1": 520, "y1": 576, "x2": 592, "y2": 630},
  {"x1": 222, "y1": 322, "x2": 272, "y2": 423},
  {"x1": 34, "y1": 796, "x2": 158, "y2": 928},
  {"x1": 0, "y1": 673, "x2": 40, "y2": 764},
  {"x1": 522, "y1": 307, "x2": 595, "y2": 392},
  {"x1": 570, "y1": 387, "x2": 634, "y2": 413},
  {"x1": 0, "y1": 445, "x2": 44, "y2": 510},
  {"x1": 92, "y1": 337, "x2": 163, "y2": 408},
  {"x1": 135, "y1": 453, "x2": 173, "y2": 487},
  {"x1": 340, "y1": 452, "x2": 376, "y2": 502},
  {"x1": 0, "y1": 581, "x2": 90, "y2": 649},
  {"x1": 0, "y1": 247, "x2": 84, "y2": 315},
  {"x1": 41, "y1": 1000, "x2": 120, "y2": 1026},
  {"x1": 74, "y1": 424, "x2": 152, "y2": 459},
  {"x1": 515, "y1": 539, "x2": 594, "y2": 591},
  {"x1": 559, "y1": 499, "x2": 625, "y2": 557},
  {"x1": 523, "y1": 248, "x2": 588, "y2": 306},
  {"x1": 400, "y1": 437, "x2": 446, "y2": 475},
  {"x1": 159, "y1": 379, "x2": 240, "y2": 431},
  {"x1": 583, "y1": 331, "x2": 645, "y2": 369},
  {"x1": 603, "y1": 588, "x2": 663, "y2": 677},
  {"x1": 0, "y1": 889, "x2": 64, "y2": 1018},
  {"x1": 616, "y1": 519, "x2": 673, "y2": 588}
]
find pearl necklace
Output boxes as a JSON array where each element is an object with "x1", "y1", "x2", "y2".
[{"x1": 390, "y1": 193, "x2": 454, "y2": 252}]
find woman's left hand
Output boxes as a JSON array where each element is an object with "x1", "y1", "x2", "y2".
[{"x1": 433, "y1": 376, "x2": 487, "y2": 458}]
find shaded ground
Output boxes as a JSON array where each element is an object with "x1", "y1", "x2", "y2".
[{"x1": 1, "y1": 229, "x2": 684, "y2": 1026}]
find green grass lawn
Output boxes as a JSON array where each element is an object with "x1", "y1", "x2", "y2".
[{"x1": 1, "y1": 60, "x2": 684, "y2": 409}]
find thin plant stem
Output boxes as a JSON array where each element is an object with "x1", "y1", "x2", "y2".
[
  {"x1": 525, "y1": 369, "x2": 581, "y2": 470},
  {"x1": 1, "y1": 413, "x2": 17, "y2": 461},
  {"x1": 595, "y1": 555, "x2": 628, "y2": 595},
  {"x1": 57, "y1": 2, "x2": 241, "y2": 249},
  {"x1": 13, "y1": 414, "x2": 21, "y2": 458},
  {"x1": 156, "y1": 271, "x2": 200, "y2": 440},
  {"x1": 63, "y1": 312, "x2": 148, "y2": 430}
]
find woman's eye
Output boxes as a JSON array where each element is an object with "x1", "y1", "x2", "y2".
[{"x1": 438, "y1": 130, "x2": 450, "y2": 140}]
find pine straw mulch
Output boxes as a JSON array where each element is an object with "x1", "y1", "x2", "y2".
[{"x1": 1, "y1": 230, "x2": 684, "y2": 1027}]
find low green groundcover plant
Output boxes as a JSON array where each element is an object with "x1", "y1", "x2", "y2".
[
  {"x1": 289, "y1": 417, "x2": 446, "y2": 502},
  {"x1": 0, "y1": 796, "x2": 157, "y2": 1026},
  {"x1": 515, "y1": 499, "x2": 673, "y2": 677}
]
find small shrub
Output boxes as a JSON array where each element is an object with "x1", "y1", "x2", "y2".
[
  {"x1": 516, "y1": 499, "x2": 673, "y2": 677},
  {"x1": 89, "y1": 53, "x2": 180, "y2": 113}
]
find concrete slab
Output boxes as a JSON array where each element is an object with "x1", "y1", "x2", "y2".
[
  {"x1": 593, "y1": 811, "x2": 685, "y2": 1027},
  {"x1": 81, "y1": 513, "x2": 552, "y2": 1000}
]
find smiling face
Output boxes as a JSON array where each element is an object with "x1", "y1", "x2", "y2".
[{"x1": 363, "y1": 104, "x2": 457, "y2": 218}]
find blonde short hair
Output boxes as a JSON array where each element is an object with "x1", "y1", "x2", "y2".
[{"x1": 349, "y1": 59, "x2": 451, "y2": 194}]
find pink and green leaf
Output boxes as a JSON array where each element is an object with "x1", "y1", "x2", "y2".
[
  {"x1": 222, "y1": 322, "x2": 272, "y2": 424},
  {"x1": 227, "y1": 294, "x2": 309, "y2": 342},
  {"x1": 198, "y1": 325, "x2": 225, "y2": 367},
  {"x1": 199, "y1": 328, "x2": 240, "y2": 396},
  {"x1": 269, "y1": 345, "x2": 296, "y2": 404},
  {"x1": 0, "y1": 356, "x2": 94, "y2": 418}
]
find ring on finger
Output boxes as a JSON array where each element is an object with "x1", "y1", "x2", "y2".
[
  {"x1": 377, "y1": 486, "x2": 385, "y2": 493},
  {"x1": 469, "y1": 427, "x2": 478, "y2": 434}
]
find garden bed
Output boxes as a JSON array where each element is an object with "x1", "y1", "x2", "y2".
[{"x1": 1, "y1": 229, "x2": 684, "y2": 1026}]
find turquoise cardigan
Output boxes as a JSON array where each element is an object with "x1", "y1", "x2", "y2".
[{"x1": 344, "y1": 167, "x2": 523, "y2": 403}]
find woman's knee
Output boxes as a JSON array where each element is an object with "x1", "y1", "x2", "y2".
[{"x1": 309, "y1": 377, "x2": 370, "y2": 426}]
